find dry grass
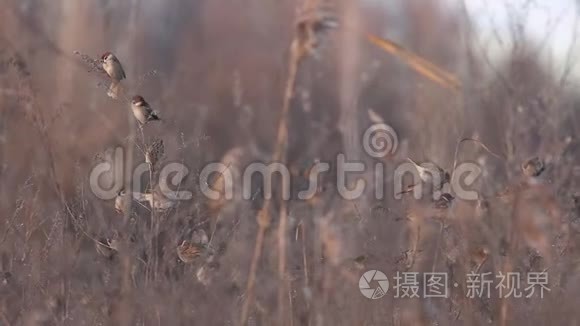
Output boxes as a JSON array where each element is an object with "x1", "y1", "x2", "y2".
[{"x1": 1, "y1": 1, "x2": 580, "y2": 325}]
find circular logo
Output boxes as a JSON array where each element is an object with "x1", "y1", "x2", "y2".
[
  {"x1": 362, "y1": 123, "x2": 398, "y2": 158},
  {"x1": 359, "y1": 270, "x2": 389, "y2": 299}
]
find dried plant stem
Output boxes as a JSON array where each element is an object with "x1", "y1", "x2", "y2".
[
  {"x1": 240, "y1": 29, "x2": 303, "y2": 326},
  {"x1": 116, "y1": 103, "x2": 137, "y2": 326},
  {"x1": 453, "y1": 137, "x2": 505, "y2": 168},
  {"x1": 299, "y1": 222, "x2": 309, "y2": 289},
  {"x1": 366, "y1": 33, "x2": 461, "y2": 92},
  {"x1": 277, "y1": 200, "x2": 290, "y2": 323},
  {"x1": 451, "y1": 137, "x2": 506, "y2": 182}
]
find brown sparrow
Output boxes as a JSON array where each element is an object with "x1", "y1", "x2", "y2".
[
  {"x1": 177, "y1": 241, "x2": 204, "y2": 263},
  {"x1": 131, "y1": 95, "x2": 160, "y2": 125},
  {"x1": 407, "y1": 158, "x2": 450, "y2": 187},
  {"x1": 101, "y1": 52, "x2": 126, "y2": 82},
  {"x1": 114, "y1": 189, "x2": 129, "y2": 214},
  {"x1": 399, "y1": 158, "x2": 450, "y2": 196},
  {"x1": 522, "y1": 156, "x2": 545, "y2": 177}
]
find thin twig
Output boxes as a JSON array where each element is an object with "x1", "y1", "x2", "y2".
[{"x1": 452, "y1": 137, "x2": 506, "y2": 178}]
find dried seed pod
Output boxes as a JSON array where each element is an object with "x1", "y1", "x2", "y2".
[{"x1": 145, "y1": 138, "x2": 165, "y2": 167}]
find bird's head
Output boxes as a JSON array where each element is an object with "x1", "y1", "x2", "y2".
[
  {"x1": 101, "y1": 52, "x2": 114, "y2": 61},
  {"x1": 131, "y1": 95, "x2": 146, "y2": 107}
]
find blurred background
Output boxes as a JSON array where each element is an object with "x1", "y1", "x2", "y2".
[{"x1": 1, "y1": 0, "x2": 580, "y2": 325}]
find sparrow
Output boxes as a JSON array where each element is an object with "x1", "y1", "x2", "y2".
[
  {"x1": 398, "y1": 158, "x2": 450, "y2": 196},
  {"x1": 114, "y1": 189, "x2": 129, "y2": 214},
  {"x1": 522, "y1": 156, "x2": 545, "y2": 177},
  {"x1": 407, "y1": 158, "x2": 450, "y2": 186},
  {"x1": 177, "y1": 241, "x2": 204, "y2": 263},
  {"x1": 101, "y1": 52, "x2": 126, "y2": 82},
  {"x1": 131, "y1": 95, "x2": 160, "y2": 125}
]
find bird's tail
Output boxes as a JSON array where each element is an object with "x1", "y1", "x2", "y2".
[{"x1": 151, "y1": 113, "x2": 161, "y2": 121}]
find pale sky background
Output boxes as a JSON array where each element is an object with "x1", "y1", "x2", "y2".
[
  {"x1": 367, "y1": 0, "x2": 580, "y2": 78},
  {"x1": 458, "y1": 0, "x2": 579, "y2": 77}
]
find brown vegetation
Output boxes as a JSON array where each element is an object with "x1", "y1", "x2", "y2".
[{"x1": 0, "y1": 0, "x2": 579, "y2": 325}]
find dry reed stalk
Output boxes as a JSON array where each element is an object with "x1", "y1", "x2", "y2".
[
  {"x1": 240, "y1": 3, "x2": 312, "y2": 324},
  {"x1": 366, "y1": 33, "x2": 462, "y2": 92}
]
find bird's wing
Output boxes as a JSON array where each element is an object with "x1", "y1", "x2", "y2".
[{"x1": 113, "y1": 60, "x2": 126, "y2": 79}]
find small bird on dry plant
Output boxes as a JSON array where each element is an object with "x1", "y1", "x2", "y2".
[
  {"x1": 407, "y1": 158, "x2": 450, "y2": 186},
  {"x1": 101, "y1": 52, "x2": 126, "y2": 82},
  {"x1": 522, "y1": 156, "x2": 545, "y2": 177},
  {"x1": 177, "y1": 229, "x2": 209, "y2": 264},
  {"x1": 114, "y1": 189, "x2": 129, "y2": 214},
  {"x1": 400, "y1": 158, "x2": 450, "y2": 195},
  {"x1": 101, "y1": 52, "x2": 126, "y2": 99},
  {"x1": 177, "y1": 241, "x2": 204, "y2": 263},
  {"x1": 131, "y1": 95, "x2": 160, "y2": 125}
]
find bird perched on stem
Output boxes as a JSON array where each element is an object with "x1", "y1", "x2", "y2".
[
  {"x1": 399, "y1": 158, "x2": 450, "y2": 196},
  {"x1": 114, "y1": 189, "x2": 129, "y2": 215},
  {"x1": 131, "y1": 95, "x2": 160, "y2": 125},
  {"x1": 177, "y1": 229, "x2": 209, "y2": 264},
  {"x1": 177, "y1": 241, "x2": 204, "y2": 263},
  {"x1": 101, "y1": 52, "x2": 126, "y2": 82},
  {"x1": 101, "y1": 52, "x2": 126, "y2": 99}
]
